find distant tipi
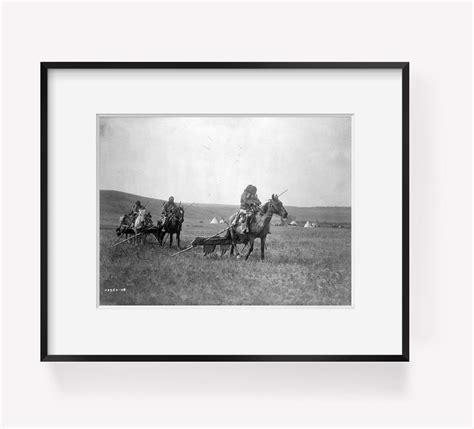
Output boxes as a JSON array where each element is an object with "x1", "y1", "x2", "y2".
[
  {"x1": 210, "y1": 217, "x2": 219, "y2": 224},
  {"x1": 289, "y1": 220, "x2": 297, "y2": 226},
  {"x1": 304, "y1": 221, "x2": 311, "y2": 228}
]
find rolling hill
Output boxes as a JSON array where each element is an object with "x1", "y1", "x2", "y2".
[{"x1": 100, "y1": 190, "x2": 351, "y2": 228}]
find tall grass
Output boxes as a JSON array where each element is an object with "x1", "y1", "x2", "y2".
[{"x1": 100, "y1": 221, "x2": 351, "y2": 305}]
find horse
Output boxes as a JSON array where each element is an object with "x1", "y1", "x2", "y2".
[
  {"x1": 125, "y1": 208, "x2": 146, "y2": 244},
  {"x1": 134, "y1": 208, "x2": 147, "y2": 230},
  {"x1": 116, "y1": 214, "x2": 135, "y2": 239},
  {"x1": 228, "y1": 194, "x2": 288, "y2": 261},
  {"x1": 158, "y1": 206, "x2": 184, "y2": 248},
  {"x1": 115, "y1": 211, "x2": 160, "y2": 246}
]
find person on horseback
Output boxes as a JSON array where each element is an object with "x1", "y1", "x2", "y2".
[
  {"x1": 128, "y1": 200, "x2": 145, "y2": 222},
  {"x1": 161, "y1": 196, "x2": 177, "y2": 228},
  {"x1": 132, "y1": 200, "x2": 144, "y2": 214},
  {"x1": 144, "y1": 211, "x2": 153, "y2": 228},
  {"x1": 233, "y1": 184, "x2": 262, "y2": 233}
]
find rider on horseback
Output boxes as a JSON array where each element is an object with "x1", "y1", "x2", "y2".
[
  {"x1": 161, "y1": 196, "x2": 177, "y2": 228},
  {"x1": 143, "y1": 212, "x2": 154, "y2": 228},
  {"x1": 128, "y1": 200, "x2": 145, "y2": 222},
  {"x1": 233, "y1": 184, "x2": 262, "y2": 233}
]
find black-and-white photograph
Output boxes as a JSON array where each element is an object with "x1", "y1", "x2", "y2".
[{"x1": 99, "y1": 115, "x2": 351, "y2": 305}]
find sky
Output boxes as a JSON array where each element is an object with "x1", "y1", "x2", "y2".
[{"x1": 99, "y1": 115, "x2": 351, "y2": 207}]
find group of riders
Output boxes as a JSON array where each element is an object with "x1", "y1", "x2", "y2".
[
  {"x1": 125, "y1": 184, "x2": 262, "y2": 234},
  {"x1": 128, "y1": 196, "x2": 181, "y2": 230}
]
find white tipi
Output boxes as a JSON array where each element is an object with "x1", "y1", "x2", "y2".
[
  {"x1": 210, "y1": 217, "x2": 219, "y2": 224},
  {"x1": 289, "y1": 220, "x2": 297, "y2": 226},
  {"x1": 304, "y1": 221, "x2": 311, "y2": 228}
]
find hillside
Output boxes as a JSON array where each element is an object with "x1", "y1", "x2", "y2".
[{"x1": 100, "y1": 190, "x2": 351, "y2": 227}]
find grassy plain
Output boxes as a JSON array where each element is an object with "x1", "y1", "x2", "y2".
[{"x1": 100, "y1": 190, "x2": 351, "y2": 305}]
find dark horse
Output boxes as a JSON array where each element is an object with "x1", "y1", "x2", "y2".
[
  {"x1": 228, "y1": 194, "x2": 288, "y2": 260},
  {"x1": 158, "y1": 206, "x2": 184, "y2": 248}
]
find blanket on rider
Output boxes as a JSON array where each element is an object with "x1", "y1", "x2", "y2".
[
  {"x1": 233, "y1": 204, "x2": 261, "y2": 233},
  {"x1": 160, "y1": 206, "x2": 184, "y2": 229},
  {"x1": 123, "y1": 211, "x2": 154, "y2": 229}
]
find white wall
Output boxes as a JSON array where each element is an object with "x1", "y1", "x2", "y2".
[{"x1": 1, "y1": 1, "x2": 471, "y2": 427}]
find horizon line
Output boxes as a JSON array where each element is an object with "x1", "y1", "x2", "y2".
[{"x1": 100, "y1": 189, "x2": 352, "y2": 209}]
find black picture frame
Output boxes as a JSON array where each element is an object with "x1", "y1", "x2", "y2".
[{"x1": 41, "y1": 62, "x2": 409, "y2": 362}]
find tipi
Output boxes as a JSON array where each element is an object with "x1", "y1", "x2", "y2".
[
  {"x1": 304, "y1": 221, "x2": 311, "y2": 228},
  {"x1": 210, "y1": 217, "x2": 219, "y2": 224},
  {"x1": 289, "y1": 220, "x2": 297, "y2": 226}
]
